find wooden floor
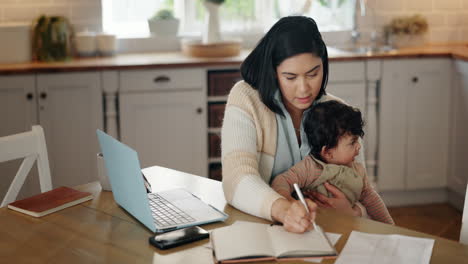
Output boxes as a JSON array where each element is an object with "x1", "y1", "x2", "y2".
[{"x1": 387, "y1": 203, "x2": 462, "y2": 241}]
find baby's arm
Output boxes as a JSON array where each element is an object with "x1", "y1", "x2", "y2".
[
  {"x1": 271, "y1": 157, "x2": 318, "y2": 201},
  {"x1": 358, "y1": 170, "x2": 395, "y2": 224}
]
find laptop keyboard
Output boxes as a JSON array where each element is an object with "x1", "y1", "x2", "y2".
[{"x1": 148, "y1": 193, "x2": 195, "y2": 227}]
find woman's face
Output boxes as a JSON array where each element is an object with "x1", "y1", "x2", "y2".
[{"x1": 276, "y1": 53, "x2": 323, "y2": 114}]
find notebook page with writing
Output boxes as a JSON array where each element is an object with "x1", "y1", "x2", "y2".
[
  {"x1": 211, "y1": 222, "x2": 273, "y2": 261},
  {"x1": 268, "y1": 225, "x2": 336, "y2": 257}
]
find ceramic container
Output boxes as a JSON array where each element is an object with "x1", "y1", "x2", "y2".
[
  {"x1": 74, "y1": 31, "x2": 97, "y2": 57},
  {"x1": 148, "y1": 19, "x2": 179, "y2": 36},
  {"x1": 96, "y1": 33, "x2": 117, "y2": 56},
  {"x1": 0, "y1": 23, "x2": 31, "y2": 63}
]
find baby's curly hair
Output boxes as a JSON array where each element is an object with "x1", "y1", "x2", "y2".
[{"x1": 304, "y1": 100, "x2": 364, "y2": 162}]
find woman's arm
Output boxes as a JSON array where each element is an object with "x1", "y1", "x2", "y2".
[{"x1": 221, "y1": 83, "x2": 284, "y2": 221}]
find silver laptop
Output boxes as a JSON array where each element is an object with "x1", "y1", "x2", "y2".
[{"x1": 96, "y1": 129, "x2": 228, "y2": 233}]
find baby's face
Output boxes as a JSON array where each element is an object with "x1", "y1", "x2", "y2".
[{"x1": 327, "y1": 134, "x2": 361, "y2": 167}]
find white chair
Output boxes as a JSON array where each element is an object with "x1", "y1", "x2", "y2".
[
  {"x1": 461, "y1": 183, "x2": 468, "y2": 245},
  {"x1": 0, "y1": 125, "x2": 52, "y2": 207}
]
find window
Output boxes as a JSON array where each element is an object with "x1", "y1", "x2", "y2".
[
  {"x1": 102, "y1": 0, "x2": 174, "y2": 37},
  {"x1": 102, "y1": 0, "x2": 355, "y2": 38}
]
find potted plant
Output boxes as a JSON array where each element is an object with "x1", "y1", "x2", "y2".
[
  {"x1": 32, "y1": 15, "x2": 73, "y2": 62},
  {"x1": 384, "y1": 14, "x2": 428, "y2": 48},
  {"x1": 148, "y1": 9, "x2": 180, "y2": 36}
]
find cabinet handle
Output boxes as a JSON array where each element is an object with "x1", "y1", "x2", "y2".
[
  {"x1": 26, "y1": 92, "x2": 34, "y2": 100},
  {"x1": 412, "y1": 76, "x2": 419, "y2": 83},
  {"x1": 40, "y1": 92, "x2": 47, "y2": 99},
  {"x1": 196, "y1": 107, "x2": 203, "y2": 114},
  {"x1": 153, "y1": 75, "x2": 171, "y2": 83}
]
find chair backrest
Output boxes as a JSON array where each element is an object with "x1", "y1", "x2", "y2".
[
  {"x1": 461, "y1": 183, "x2": 468, "y2": 245},
  {"x1": 0, "y1": 125, "x2": 52, "y2": 207}
]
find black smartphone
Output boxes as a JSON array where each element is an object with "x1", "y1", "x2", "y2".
[{"x1": 149, "y1": 226, "x2": 209, "y2": 250}]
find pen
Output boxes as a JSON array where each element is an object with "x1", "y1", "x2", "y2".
[{"x1": 293, "y1": 183, "x2": 319, "y2": 231}]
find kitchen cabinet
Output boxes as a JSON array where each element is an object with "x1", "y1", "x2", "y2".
[
  {"x1": 0, "y1": 75, "x2": 39, "y2": 199},
  {"x1": 36, "y1": 73, "x2": 103, "y2": 188},
  {"x1": 120, "y1": 69, "x2": 207, "y2": 177},
  {"x1": 327, "y1": 61, "x2": 367, "y2": 113},
  {"x1": 448, "y1": 60, "x2": 468, "y2": 204},
  {"x1": 378, "y1": 58, "x2": 451, "y2": 192},
  {"x1": 0, "y1": 73, "x2": 103, "y2": 199},
  {"x1": 327, "y1": 61, "x2": 380, "y2": 184}
]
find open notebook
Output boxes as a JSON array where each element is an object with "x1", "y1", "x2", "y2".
[{"x1": 211, "y1": 221, "x2": 337, "y2": 263}]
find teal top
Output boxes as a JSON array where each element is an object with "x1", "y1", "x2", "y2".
[{"x1": 271, "y1": 90, "x2": 311, "y2": 182}]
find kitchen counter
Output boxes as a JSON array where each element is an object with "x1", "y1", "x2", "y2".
[{"x1": 1, "y1": 43, "x2": 467, "y2": 74}]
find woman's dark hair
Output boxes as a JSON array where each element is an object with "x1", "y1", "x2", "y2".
[
  {"x1": 240, "y1": 16, "x2": 329, "y2": 117},
  {"x1": 304, "y1": 101, "x2": 364, "y2": 162}
]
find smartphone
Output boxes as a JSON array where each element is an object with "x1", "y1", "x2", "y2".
[{"x1": 149, "y1": 226, "x2": 209, "y2": 250}]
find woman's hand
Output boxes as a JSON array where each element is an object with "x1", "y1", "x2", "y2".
[
  {"x1": 304, "y1": 182, "x2": 361, "y2": 217},
  {"x1": 271, "y1": 198, "x2": 317, "y2": 233}
]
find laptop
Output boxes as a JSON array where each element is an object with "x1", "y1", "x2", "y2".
[{"x1": 96, "y1": 129, "x2": 228, "y2": 233}]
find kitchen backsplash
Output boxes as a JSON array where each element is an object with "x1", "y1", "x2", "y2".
[
  {"x1": 0, "y1": 0, "x2": 102, "y2": 33},
  {"x1": 359, "y1": 0, "x2": 468, "y2": 43},
  {"x1": 0, "y1": 0, "x2": 466, "y2": 44}
]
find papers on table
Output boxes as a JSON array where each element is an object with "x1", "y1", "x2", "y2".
[{"x1": 335, "y1": 231, "x2": 435, "y2": 264}]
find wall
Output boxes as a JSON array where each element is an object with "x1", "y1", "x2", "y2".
[
  {"x1": 359, "y1": 0, "x2": 468, "y2": 44},
  {"x1": 0, "y1": 0, "x2": 467, "y2": 49},
  {"x1": 0, "y1": 0, "x2": 102, "y2": 33}
]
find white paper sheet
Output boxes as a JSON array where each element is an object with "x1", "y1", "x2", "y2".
[
  {"x1": 334, "y1": 231, "x2": 435, "y2": 264},
  {"x1": 305, "y1": 232, "x2": 342, "y2": 263}
]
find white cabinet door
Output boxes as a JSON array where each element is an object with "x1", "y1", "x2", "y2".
[
  {"x1": 37, "y1": 72, "x2": 103, "y2": 188},
  {"x1": 327, "y1": 82, "x2": 366, "y2": 114},
  {"x1": 328, "y1": 61, "x2": 366, "y2": 113},
  {"x1": 0, "y1": 75, "x2": 37, "y2": 135},
  {"x1": 120, "y1": 91, "x2": 207, "y2": 176},
  {"x1": 406, "y1": 60, "x2": 450, "y2": 189},
  {"x1": 0, "y1": 75, "x2": 39, "y2": 199},
  {"x1": 328, "y1": 61, "x2": 374, "y2": 180},
  {"x1": 379, "y1": 59, "x2": 450, "y2": 191},
  {"x1": 448, "y1": 60, "x2": 468, "y2": 196}
]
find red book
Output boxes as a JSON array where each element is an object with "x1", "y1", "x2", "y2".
[{"x1": 7, "y1": 186, "x2": 93, "y2": 217}]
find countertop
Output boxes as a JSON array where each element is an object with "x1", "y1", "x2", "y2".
[{"x1": 1, "y1": 43, "x2": 467, "y2": 75}]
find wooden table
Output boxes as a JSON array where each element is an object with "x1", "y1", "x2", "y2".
[{"x1": 1, "y1": 166, "x2": 468, "y2": 263}]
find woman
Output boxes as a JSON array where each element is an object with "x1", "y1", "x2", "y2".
[{"x1": 221, "y1": 16, "x2": 367, "y2": 233}]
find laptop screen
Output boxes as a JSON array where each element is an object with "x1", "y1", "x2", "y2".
[{"x1": 97, "y1": 129, "x2": 156, "y2": 232}]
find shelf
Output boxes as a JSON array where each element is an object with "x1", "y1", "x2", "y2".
[
  {"x1": 208, "y1": 96, "x2": 228, "y2": 102},
  {"x1": 208, "y1": 157, "x2": 221, "y2": 163},
  {"x1": 208, "y1": 128, "x2": 221, "y2": 133}
]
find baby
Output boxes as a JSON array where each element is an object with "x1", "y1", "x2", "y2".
[{"x1": 271, "y1": 100, "x2": 394, "y2": 224}]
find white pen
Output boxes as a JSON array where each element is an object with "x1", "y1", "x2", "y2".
[
  {"x1": 293, "y1": 184, "x2": 336, "y2": 253},
  {"x1": 293, "y1": 183, "x2": 319, "y2": 231}
]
